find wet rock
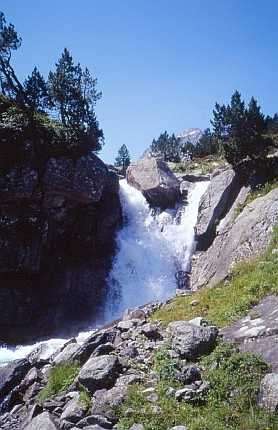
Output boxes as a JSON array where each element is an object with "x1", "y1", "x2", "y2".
[
  {"x1": 167, "y1": 321, "x2": 218, "y2": 359},
  {"x1": 24, "y1": 411, "x2": 58, "y2": 430},
  {"x1": 72, "y1": 329, "x2": 116, "y2": 365},
  {"x1": 258, "y1": 373, "x2": 278, "y2": 412},
  {"x1": 0, "y1": 359, "x2": 30, "y2": 403},
  {"x1": 52, "y1": 342, "x2": 80, "y2": 365},
  {"x1": 126, "y1": 157, "x2": 180, "y2": 208},
  {"x1": 78, "y1": 355, "x2": 121, "y2": 393}
]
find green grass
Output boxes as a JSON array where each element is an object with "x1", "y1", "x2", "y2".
[
  {"x1": 38, "y1": 362, "x2": 80, "y2": 402},
  {"x1": 170, "y1": 156, "x2": 225, "y2": 175},
  {"x1": 117, "y1": 344, "x2": 278, "y2": 430},
  {"x1": 152, "y1": 226, "x2": 278, "y2": 327},
  {"x1": 79, "y1": 385, "x2": 91, "y2": 409}
]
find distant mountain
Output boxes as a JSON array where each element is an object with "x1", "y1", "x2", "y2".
[{"x1": 177, "y1": 128, "x2": 203, "y2": 145}]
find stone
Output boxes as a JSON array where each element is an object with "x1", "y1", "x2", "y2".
[
  {"x1": 78, "y1": 355, "x2": 121, "y2": 393},
  {"x1": 91, "y1": 385, "x2": 128, "y2": 422},
  {"x1": 0, "y1": 359, "x2": 30, "y2": 401},
  {"x1": 126, "y1": 157, "x2": 181, "y2": 208},
  {"x1": 76, "y1": 414, "x2": 113, "y2": 429},
  {"x1": 195, "y1": 167, "x2": 239, "y2": 247},
  {"x1": 167, "y1": 321, "x2": 218, "y2": 359},
  {"x1": 72, "y1": 330, "x2": 116, "y2": 365},
  {"x1": 24, "y1": 411, "x2": 58, "y2": 430},
  {"x1": 122, "y1": 308, "x2": 146, "y2": 321},
  {"x1": 258, "y1": 373, "x2": 278, "y2": 412},
  {"x1": 129, "y1": 425, "x2": 145, "y2": 430},
  {"x1": 140, "y1": 323, "x2": 162, "y2": 340},
  {"x1": 52, "y1": 342, "x2": 80, "y2": 365},
  {"x1": 60, "y1": 392, "x2": 87, "y2": 423},
  {"x1": 221, "y1": 295, "x2": 278, "y2": 371},
  {"x1": 192, "y1": 187, "x2": 278, "y2": 289}
]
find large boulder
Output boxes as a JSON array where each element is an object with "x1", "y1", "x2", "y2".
[
  {"x1": 78, "y1": 355, "x2": 121, "y2": 393},
  {"x1": 195, "y1": 167, "x2": 241, "y2": 249},
  {"x1": 191, "y1": 188, "x2": 278, "y2": 289},
  {"x1": 126, "y1": 157, "x2": 180, "y2": 208},
  {"x1": 221, "y1": 295, "x2": 278, "y2": 371},
  {"x1": 167, "y1": 321, "x2": 218, "y2": 359},
  {"x1": 0, "y1": 152, "x2": 121, "y2": 343}
]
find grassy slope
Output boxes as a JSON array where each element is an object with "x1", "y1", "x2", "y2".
[{"x1": 153, "y1": 225, "x2": 278, "y2": 328}]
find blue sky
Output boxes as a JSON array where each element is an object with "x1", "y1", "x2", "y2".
[{"x1": 2, "y1": 1, "x2": 278, "y2": 162}]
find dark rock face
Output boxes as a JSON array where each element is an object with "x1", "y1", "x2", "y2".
[
  {"x1": 0, "y1": 153, "x2": 121, "y2": 343},
  {"x1": 126, "y1": 157, "x2": 181, "y2": 209}
]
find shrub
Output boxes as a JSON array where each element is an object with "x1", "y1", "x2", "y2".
[{"x1": 38, "y1": 362, "x2": 80, "y2": 402}]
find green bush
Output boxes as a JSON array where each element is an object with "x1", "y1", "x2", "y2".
[{"x1": 38, "y1": 362, "x2": 80, "y2": 402}]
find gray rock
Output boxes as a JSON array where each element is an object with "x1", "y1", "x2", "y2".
[
  {"x1": 91, "y1": 385, "x2": 128, "y2": 422},
  {"x1": 123, "y1": 308, "x2": 146, "y2": 321},
  {"x1": 221, "y1": 296, "x2": 278, "y2": 371},
  {"x1": 0, "y1": 359, "x2": 30, "y2": 401},
  {"x1": 140, "y1": 323, "x2": 162, "y2": 340},
  {"x1": 192, "y1": 187, "x2": 278, "y2": 289},
  {"x1": 52, "y1": 342, "x2": 80, "y2": 365},
  {"x1": 195, "y1": 167, "x2": 238, "y2": 246},
  {"x1": 72, "y1": 330, "x2": 116, "y2": 365},
  {"x1": 61, "y1": 393, "x2": 87, "y2": 423},
  {"x1": 78, "y1": 355, "x2": 121, "y2": 393},
  {"x1": 258, "y1": 373, "x2": 278, "y2": 412},
  {"x1": 76, "y1": 414, "x2": 113, "y2": 429},
  {"x1": 167, "y1": 321, "x2": 218, "y2": 359},
  {"x1": 24, "y1": 411, "x2": 58, "y2": 430},
  {"x1": 126, "y1": 157, "x2": 180, "y2": 208},
  {"x1": 129, "y1": 425, "x2": 145, "y2": 430}
]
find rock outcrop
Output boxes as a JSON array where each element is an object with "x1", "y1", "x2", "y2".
[
  {"x1": 221, "y1": 295, "x2": 278, "y2": 371},
  {"x1": 191, "y1": 187, "x2": 278, "y2": 289},
  {"x1": 126, "y1": 157, "x2": 181, "y2": 208},
  {"x1": 0, "y1": 153, "x2": 121, "y2": 342}
]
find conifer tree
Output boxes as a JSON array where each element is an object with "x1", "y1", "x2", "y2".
[{"x1": 115, "y1": 144, "x2": 131, "y2": 173}]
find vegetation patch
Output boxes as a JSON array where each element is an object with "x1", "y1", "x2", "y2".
[
  {"x1": 236, "y1": 179, "x2": 278, "y2": 215},
  {"x1": 117, "y1": 344, "x2": 277, "y2": 430},
  {"x1": 152, "y1": 226, "x2": 278, "y2": 327},
  {"x1": 38, "y1": 362, "x2": 80, "y2": 402}
]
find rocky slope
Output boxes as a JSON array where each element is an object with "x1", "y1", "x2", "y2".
[
  {"x1": 191, "y1": 161, "x2": 278, "y2": 289},
  {"x1": 0, "y1": 153, "x2": 121, "y2": 343}
]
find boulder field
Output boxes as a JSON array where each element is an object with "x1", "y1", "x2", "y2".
[{"x1": 0, "y1": 153, "x2": 122, "y2": 342}]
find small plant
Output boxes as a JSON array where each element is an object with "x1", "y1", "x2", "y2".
[
  {"x1": 153, "y1": 347, "x2": 178, "y2": 382},
  {"x1": 38, "y1": 361, "x2": 80, "y2": 402},
  {"x1": 79, "y1": 385, "x2": 91, "y2": 410}
]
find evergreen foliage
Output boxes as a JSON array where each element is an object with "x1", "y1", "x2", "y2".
[
  {"x1": 211, "y1": 91, "x2": 271, "y2": 165},
  {"x1": 115, "y1": 144, "x2": 131, "y2": 173},
  {"x1": 150, "y1": 131, "x2": 180, "y2": 162}
]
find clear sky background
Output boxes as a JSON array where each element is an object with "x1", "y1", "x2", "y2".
[{"x1": 2, "y1": 1, "x2": 278, "y2": 162}]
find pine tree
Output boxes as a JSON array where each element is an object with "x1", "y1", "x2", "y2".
[
  {"x1": 24, "y1": 67, "x2": 49, "y2": 111},
  {"x1": 115, "y1": 144, "x2": 131, "y2": 173},
  {"x1": 48, "y1": 48, "x2": 103, "y2": 152},
  {"x1": 0, "y1": 12, "x2": 26, "y2": 103}
]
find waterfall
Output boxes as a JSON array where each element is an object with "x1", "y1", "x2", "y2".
[
  {"x1": 0, "y1": 179, "x2": 208, "y2": 365},
  {"x1": 104, "y1": 179, "x2": 209, "y2": 320}
]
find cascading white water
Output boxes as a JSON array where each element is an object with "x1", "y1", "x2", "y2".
[
  {"x1": 104, "y1": 179, "x2": 209, "y2": 320},
  {"x1": 0, "y1": 179, "x2": 208, "y2": 364}
]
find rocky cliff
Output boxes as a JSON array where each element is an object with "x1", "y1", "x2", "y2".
[{"x1": 0, "y1": 153, "x2": 122, "y2": 343}]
